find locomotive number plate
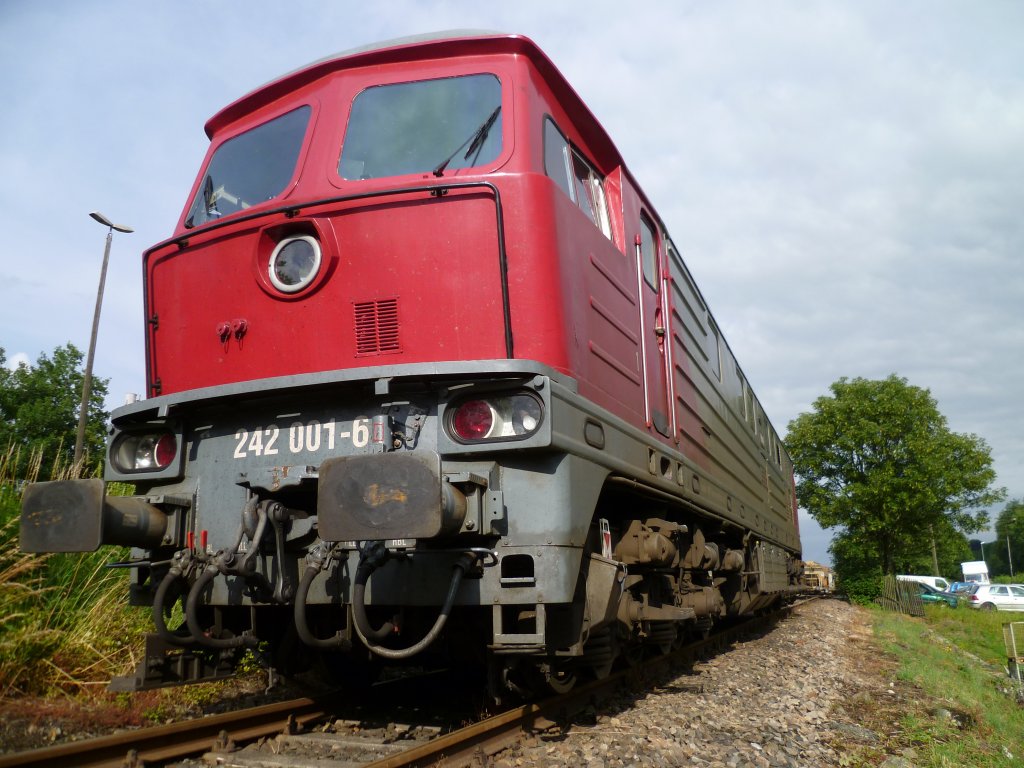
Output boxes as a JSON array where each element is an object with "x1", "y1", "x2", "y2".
[{"x1": 232, "y1": 418, "x2": 371, "y2": 459}]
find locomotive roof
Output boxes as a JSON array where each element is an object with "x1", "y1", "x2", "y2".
[
  {"x1": 270, "y1": 29, "x2": 506, "y2": 84},
  {"x1": 204, "y1": 30, "x2": 622, "y2": 171}
]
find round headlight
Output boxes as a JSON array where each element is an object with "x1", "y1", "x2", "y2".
[
  {"x1": 113, "y1": 432, "x2": 178, "y2": 472},
  {"x1": 269, "y1": 235, "x2": 321, "y2": 293}
]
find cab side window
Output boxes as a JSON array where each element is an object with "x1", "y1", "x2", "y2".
[
  {"x1": 544, "y1": 119, "x2": 573, "y2": 199},
  {"x1": 544, "y1": 118, "x2": 611, "y2": 239},
  {"x1": 639, "y1": 214, "x2": 657, "y2": 288}
]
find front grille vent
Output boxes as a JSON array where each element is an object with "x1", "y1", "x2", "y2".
[{"x1": 354, "y1": 298, "x2": 401, "y2": 355}]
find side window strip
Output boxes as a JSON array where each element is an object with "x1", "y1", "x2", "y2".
[
  {"x1": 543, "y1": 118, "x2": 573, "y2": 199},
  {"x1": 544, "y1": 117, "x2": 611, "y2": 239},
  {"x1": 640, "y1": 213, "x2": 657, "y2": 288},
  {"x1": 571, "y1": 152, "x2": 598, "y2": 225}
]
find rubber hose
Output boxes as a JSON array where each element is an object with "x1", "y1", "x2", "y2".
[
  {"x1": 352, "y1": 559, "x2": 398, "y2": 642},
  {"x1": 354, "y1": 553, "x2": 475, "y2": 660},
  {"x1": 184, "y1": 566, "x2": 254, "y2": 649},
  {"x1": 152, "y1": 570, "x2": 193, "y2": 647},
  {"x1": 294, "y1": 564, "x2": 352, "y2": 649}
]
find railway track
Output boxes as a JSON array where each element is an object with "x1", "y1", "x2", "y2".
[
  {"x1": 0, "y1": 696, "x2": 336, "y2": 768},
  {"x1": 0, "y1": 603, "x2": 800, "y2": 768}
]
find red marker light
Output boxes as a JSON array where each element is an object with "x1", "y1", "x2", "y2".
[
  {"x1": 155, "y1": 433, "x2": 177, "y2": 468},
  {"x1": 451, "y1": 400, "x2": 494, "y2": 440}
]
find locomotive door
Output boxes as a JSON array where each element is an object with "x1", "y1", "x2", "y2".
[{"x1": 636, "y1": 212, "x2": 676, "y2": 440}]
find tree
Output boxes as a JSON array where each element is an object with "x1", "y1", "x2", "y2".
[
  {"x1": 896, "y1": 518, "x2": 974, "y2": 577},
  {"x1": 0, "y1": 344, "x2": 109, "y2": 479},
  {"x1": 991, "y1": 499, "x2": 1024, "y2": 578},
  {"x1": 786, "y1": 375, "x2": 1004, "y2": 580}
]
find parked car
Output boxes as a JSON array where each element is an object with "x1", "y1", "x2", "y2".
[
  {"x1": 911, "y1": 581, "x2": 960, "y2": 608},
  {"x1": 966, "y1": 583, "x2": 1024, "y2": 611},
  {"x1": 947, "y1": 581, "x2": 975, "y2": 595}
]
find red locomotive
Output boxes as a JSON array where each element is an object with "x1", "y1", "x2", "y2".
[{"x1": 22, "y1": 31, "x2": 802, "y2": 699}]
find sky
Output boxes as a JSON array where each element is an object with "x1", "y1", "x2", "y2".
[{"x1": 2, "y1": 1, "x2": 1022, "y2": 567}]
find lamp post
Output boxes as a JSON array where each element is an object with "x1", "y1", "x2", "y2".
[{"x1": 73, "y1": 211, "x2": 133, "y2": 471}]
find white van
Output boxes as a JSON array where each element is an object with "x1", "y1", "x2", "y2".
[
  {"x1": 897, "y1": 575, "x2": 951, "y2": 592},
  {"x1": 961, "y1": 561, "x2": 990, "y2": 585}
]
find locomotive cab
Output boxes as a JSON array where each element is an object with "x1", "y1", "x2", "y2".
[{"x1": 21, "y1": 31, "x2": 802, "y2": 699}]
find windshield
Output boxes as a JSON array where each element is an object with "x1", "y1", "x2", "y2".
[
  {"x1": 185, "y1": 106, "x2": 311, "y2": 228},
  {"x1": 339, "y1": 74, "x2": 502, "y2": 180}
]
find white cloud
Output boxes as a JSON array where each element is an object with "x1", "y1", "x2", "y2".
[{"x1": 5, "y1": 353, "x2": 30, "y2": 371}]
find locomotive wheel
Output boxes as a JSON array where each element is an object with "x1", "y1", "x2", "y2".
[
  {"x1": 502, "y1": 609, "x2": 580, "y2": 693},
  {"x1": 542, "y1": 663, "x2": 577, "y2": 694},
  {"x1": 499, "y1": 659, "x2": 577, "y2": 698},
  {"x1": 672, "y1": 625, "x2": 688, "y2": 651}
]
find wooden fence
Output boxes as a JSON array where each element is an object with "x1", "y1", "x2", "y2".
[{"x1": 877, "y1": 575, "x2": 925, "y2": 616}]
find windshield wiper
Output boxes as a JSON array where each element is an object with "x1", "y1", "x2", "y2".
[
  {"x1": 432, "y1": 105, "x2": 501, "y2": 177},
  {"x1": 185, "y1": 175, "x2": 218, "y2": 229},
  {"x1": 203, "y1": 174, "x2": 221, "y2": 219}
]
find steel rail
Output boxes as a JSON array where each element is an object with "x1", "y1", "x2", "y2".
[{"x1": 0, "y1": 694, "x2": 336, "y2": 768}]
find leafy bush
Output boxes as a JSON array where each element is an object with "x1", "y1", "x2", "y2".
[
  {"x1": 838, "y1": 571, "x2": 884, "y2": 605},
  {"x1": 829, "y1": 533, "x2": 885, "y2": 604}
]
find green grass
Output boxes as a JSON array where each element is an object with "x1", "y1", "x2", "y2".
[
  {"x1": 867, "y1": 604, "x2": 1024, "y2": 767},
  {"x1": 0, "y1": 450, "x2": 150, "y2": 695},
  {"x1": 0, "y1": 449, "x2": 269, "y2": 738},
  {"x1": 916, "y1": 602, "x2": 1017, "y2": 667}
]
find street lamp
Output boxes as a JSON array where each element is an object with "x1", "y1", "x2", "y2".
[{"x1": 73, "y1": 211, "x2": 133, "y2": 470}]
